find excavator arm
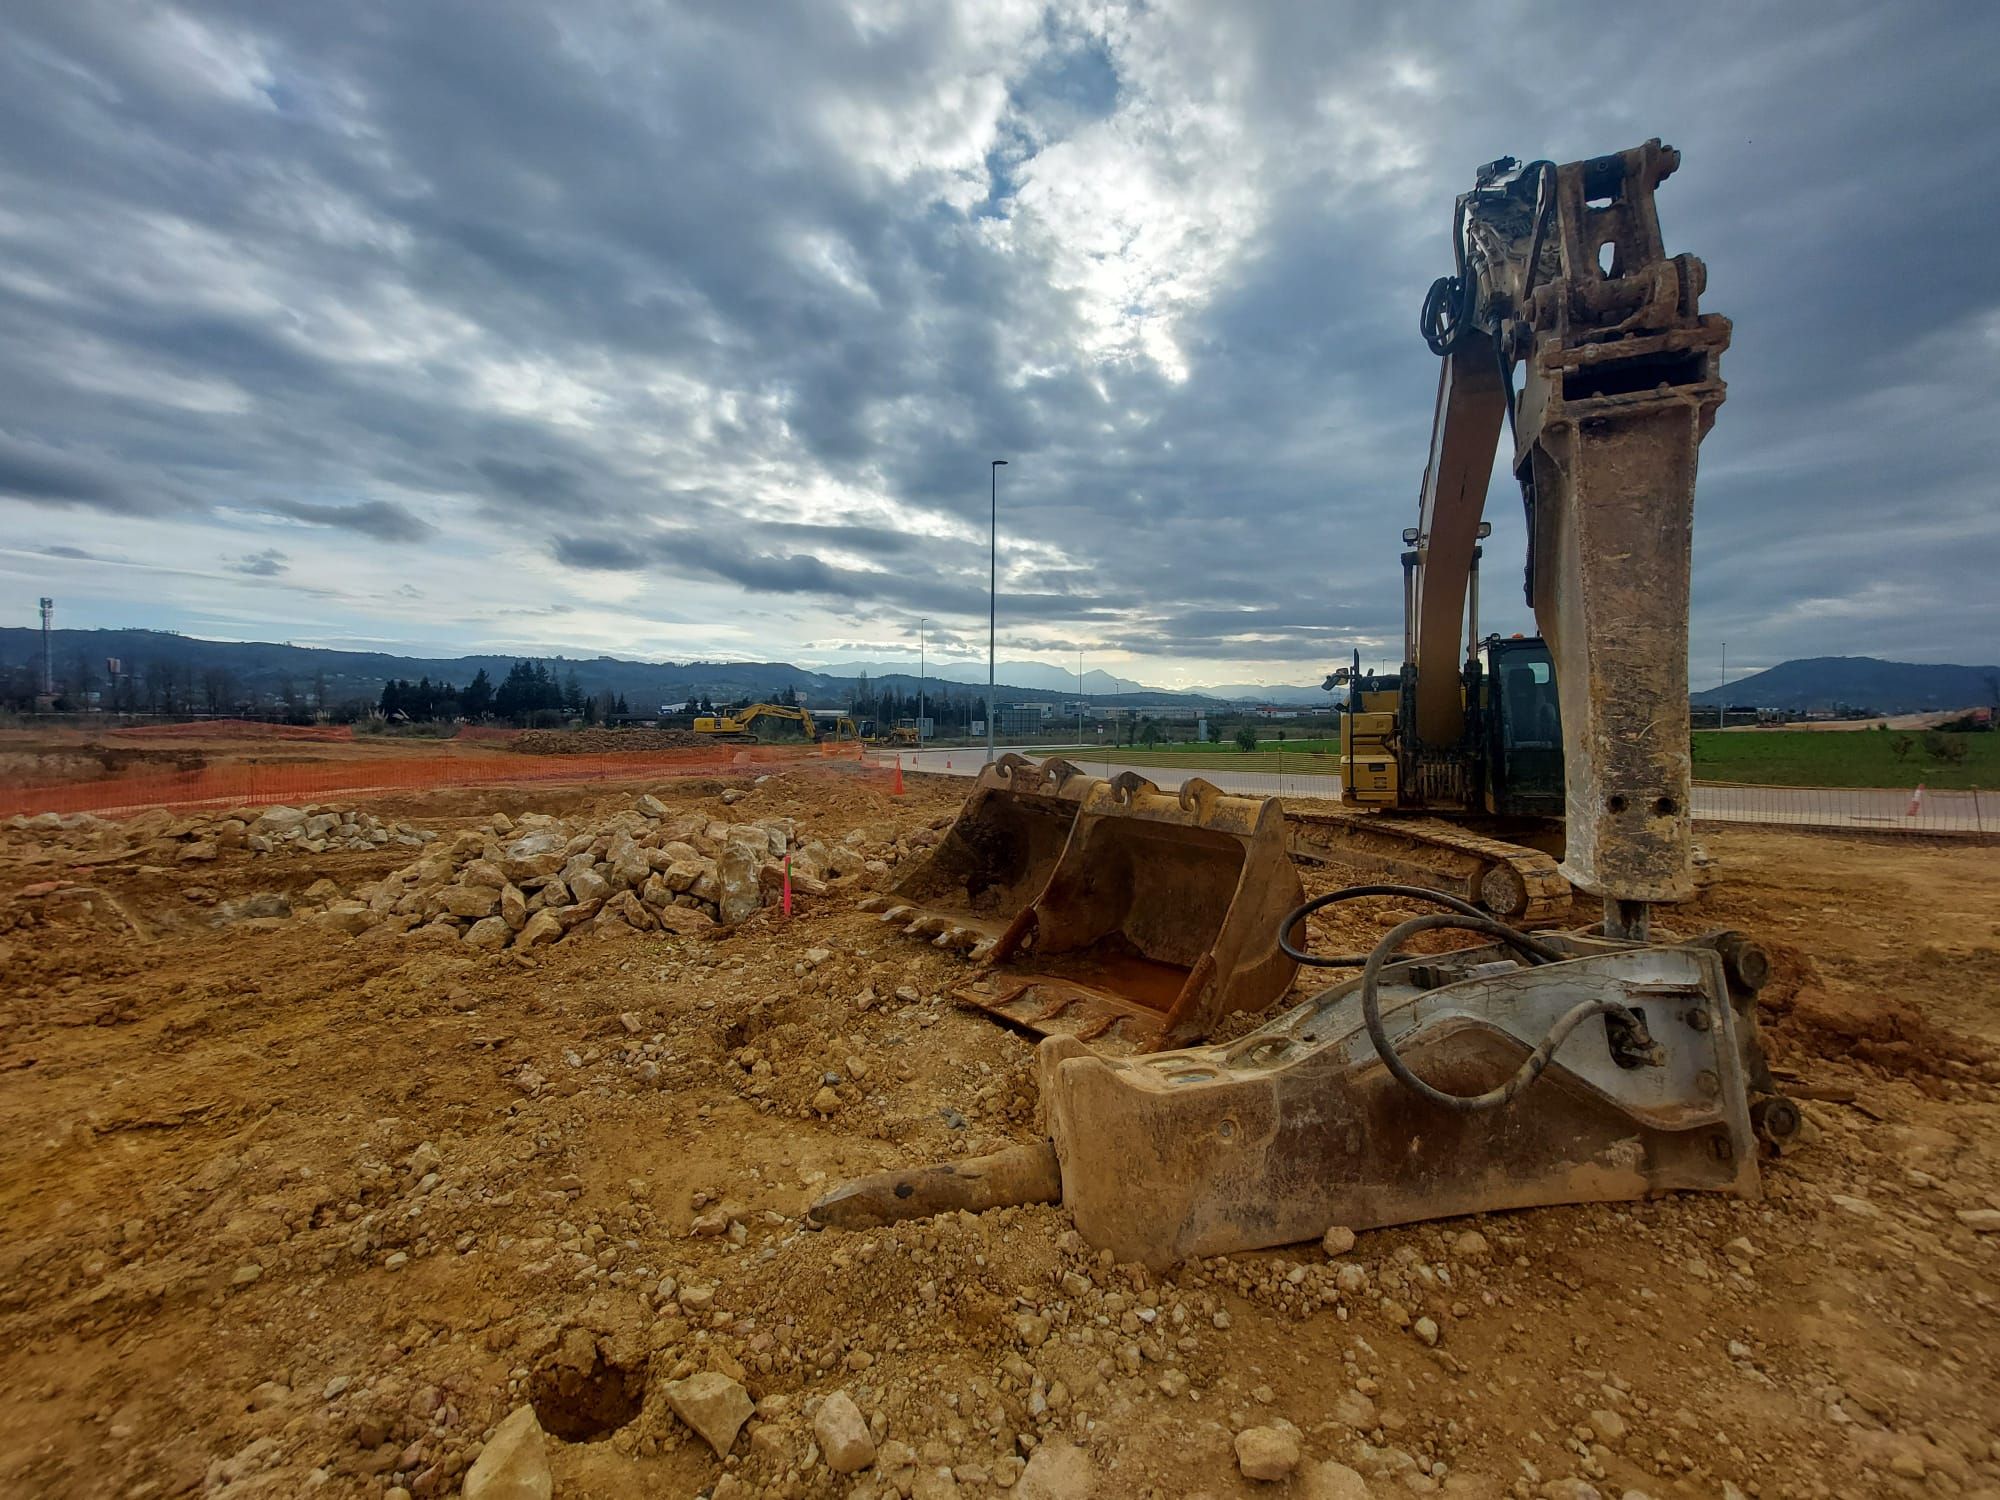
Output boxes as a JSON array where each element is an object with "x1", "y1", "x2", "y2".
[{"x1": 1405, "y1": 140, "x2": 1730, "y2": 932}]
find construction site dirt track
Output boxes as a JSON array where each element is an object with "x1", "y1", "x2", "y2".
[{"x1": 1, "y1": 765, "x2": 1997, "y2": 1499}]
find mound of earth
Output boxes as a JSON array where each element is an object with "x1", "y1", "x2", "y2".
[{"x1": 511, "y1": 729, "x2": 709, "y2": 755}]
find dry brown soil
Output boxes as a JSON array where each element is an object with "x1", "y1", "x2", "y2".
[{"x1": 1, "y1": 770, "x2": 1996, "y2": 1500}]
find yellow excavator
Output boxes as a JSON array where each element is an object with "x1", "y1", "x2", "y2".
[
  {"x1": 828, "y1": 140, "x2": 1794, "y2": 1265},
  {"x1": 692, "y1": 704, "x2": 861, "y2": 743}
]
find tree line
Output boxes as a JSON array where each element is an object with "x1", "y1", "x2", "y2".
[{"x1": 380, "y1": 662, "x2": 628, "y2": 725}]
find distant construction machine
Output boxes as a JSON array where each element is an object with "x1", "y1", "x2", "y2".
[
  {"x1": 827, "y1": 141, "x2": 1795, "y2": 1264},
  {"x1": 691, "y1": 703, "x2": 860, "y2": 743}
]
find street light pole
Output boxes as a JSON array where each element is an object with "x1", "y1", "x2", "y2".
[
  {"x1": 988, "y1": 459, "x2": 1006, "y2": 762},
  {"x1": 916, "y1": 617, "x2": 928, "y2": 751},
  {"x1": 1077, "y1": 649, "x2": 1083, "y2": 748}
]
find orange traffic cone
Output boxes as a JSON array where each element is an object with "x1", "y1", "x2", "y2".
[
  {"x1": 892, "y1": 755, "x2": 905, "y2": 795},
  {"x1": 1907, "y1": 782, "x2": 1925, "y2": 817}
]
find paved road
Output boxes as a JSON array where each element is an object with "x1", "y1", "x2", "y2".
[{"x1": 882, "y1": 746, "x2": 1994, "y2": 834}]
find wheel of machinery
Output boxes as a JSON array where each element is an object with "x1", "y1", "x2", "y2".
[{"x1": 1478, "y1": 861, "x2": 1530, "y2": 920}]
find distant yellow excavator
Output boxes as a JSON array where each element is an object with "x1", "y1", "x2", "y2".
[{"x1": 692, "y1": 704, "x2": 860, "y2": 743}]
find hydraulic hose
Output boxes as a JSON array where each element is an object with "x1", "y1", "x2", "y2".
[
  {"x1": 1360, "y1": 912, "x2": 1648, "y2": 1113},
  {"x1": 1278, "y1": 882, "x2": 1562, "y2": 968},
  {"x1": 1277, "y1": 885, "x2": 1651, "y2": 1114}
]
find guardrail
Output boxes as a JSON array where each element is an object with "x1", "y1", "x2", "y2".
[{"x1": 1688, "y1": 780, "x2": 1990, "y2": 835}]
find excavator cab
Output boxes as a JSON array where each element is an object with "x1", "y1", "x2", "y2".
[
  {"x1": 1336, "y1": 634, "x2": 1563, "y2": 823},
  {"x1": 1480, "y1": 636, "x2": 1564, "y2": 818}
]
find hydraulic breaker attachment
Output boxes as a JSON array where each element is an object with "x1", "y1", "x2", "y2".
[
  {"x1": 1037, "y1": 930, "x2": 1777, "y2": 1267},
  {"x1": 863, "y1": 756, "x2": 1303, "y2": 1051},
  {"x1": 809, "y1": 922, "x2": 1791, "y2": 1266}
]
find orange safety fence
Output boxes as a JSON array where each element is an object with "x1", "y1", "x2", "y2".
[{"x1": 0, "y1": 744, "x2": 888, "y2": 820}]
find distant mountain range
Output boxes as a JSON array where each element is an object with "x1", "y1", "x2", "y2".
[
  {"x1": 0, "y1": 627, "x2": 1264, "y2": 710},
  {"x1": 1198, "y1": 681, "x2": 1331, "y2": 705},
  {"x1": 826, "y1": 659, "x2": 1329, "y2": 703},
  {"x1": 15, "y1": 631, "x2": 1987, "y2": 717},
  {"x1": 1690, "y1": 656, "x2": 2000, "y2": 713},
  {"x1": 824, "y1": 660, "x2": 1148, "y2": 697}
]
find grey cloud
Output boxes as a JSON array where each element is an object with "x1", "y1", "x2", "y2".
[
  {"x1": 0, "y1": 2, "x2": 1993, "y2": 673},
  {"x1": 551, "y1": 534, "x2": 645, "y2": 571},
  {"x1": 225, "y1": 547, "x2": 289, "y2": 577},
  {"x1": 261, "y1": 498, "x2": 436, "y2": 543},
  {"x1": 761, "y1": 523, "x2": 919, "y2": 557},
  {"x1": 0, "y1": 431, "x2": 191, "y2": 515},
  {"x1": 477, "y1": 458, "x2": 585, "y2": 505}
]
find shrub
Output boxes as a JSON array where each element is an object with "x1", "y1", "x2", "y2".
[{"x1": 1922, "y1": 729, "x2": 1968, "y2": 765}]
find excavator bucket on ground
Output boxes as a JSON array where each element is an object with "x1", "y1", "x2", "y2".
[
  {"x1": 860, "y1": 754, "x2": 1094, "y2": 958},
  {"x1": 862, "y1": 755, "x2": 1302, "y2": 1051}
]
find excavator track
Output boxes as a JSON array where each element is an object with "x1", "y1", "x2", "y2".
[{"x1": 1282, "y1": 808, "x2": 1570, "y2": 926}]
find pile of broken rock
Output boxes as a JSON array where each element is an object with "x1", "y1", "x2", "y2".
[
  {"x1": 320, "y1": 792, "x2": 880, "y2": 951},
  {"x1": 3, "y1": 804, "x2": 434, "y2": 861}
]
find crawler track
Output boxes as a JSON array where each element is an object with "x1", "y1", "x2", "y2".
[{"x1": 1283, "y1": 808, "x2": 1570, "y2": 925}]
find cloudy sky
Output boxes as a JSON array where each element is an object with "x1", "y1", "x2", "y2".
[{"x1": 1, "y1": 2, "x2": 1994, "y2": 689}]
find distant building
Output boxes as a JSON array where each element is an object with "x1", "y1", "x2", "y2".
[{"x1": 996, "y1": 707, "x2": 1042, "y2": 737}]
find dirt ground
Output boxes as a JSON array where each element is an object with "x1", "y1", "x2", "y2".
[{"x1": 1, "y1": 767, "x2": 1996, "y2": 1500}]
